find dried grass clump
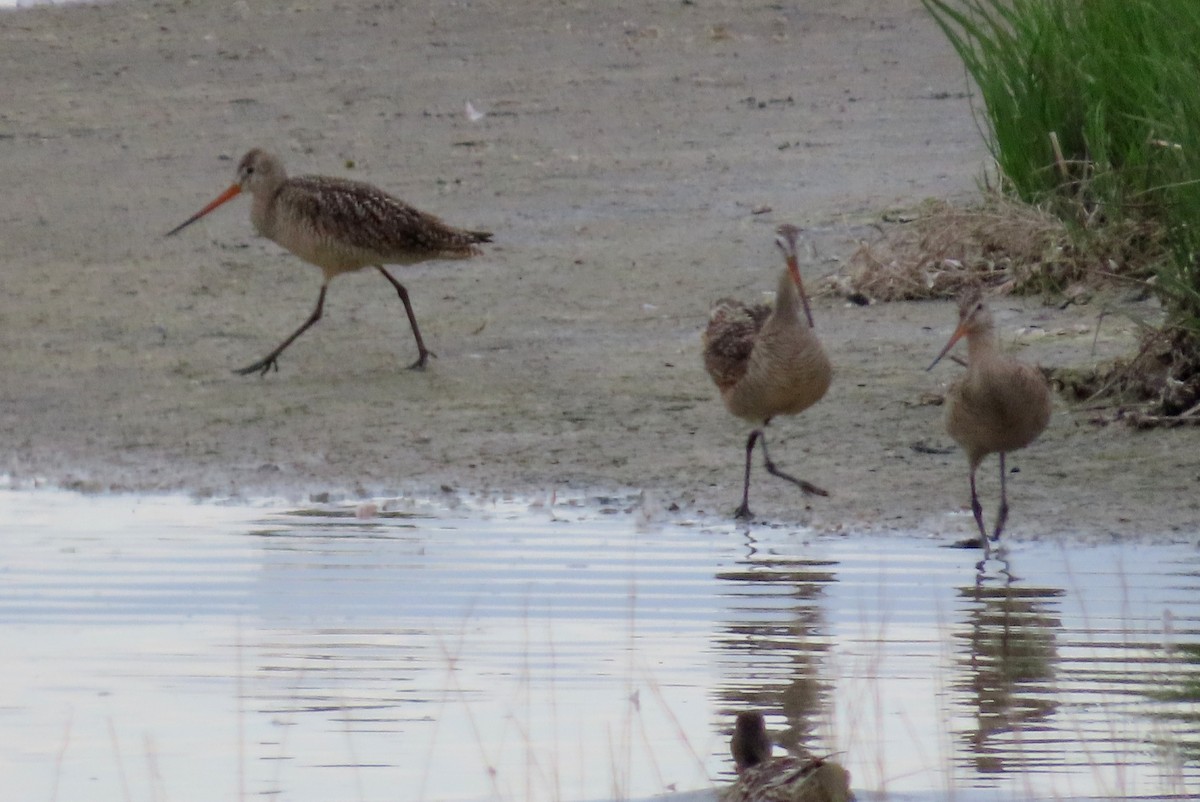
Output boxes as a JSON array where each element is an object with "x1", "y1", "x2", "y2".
[
  {"x1": 834, "y1": 196, "x2": 1162, "y2": 303},
  {"x1": 1050, "y1": 326, "x2": 1200, "y2": 427}
]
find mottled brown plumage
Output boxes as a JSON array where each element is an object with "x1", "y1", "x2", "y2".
[
  {"x1": 928, "y1": 290, "x2": 1052, "y2": 559},
  {"x1": 704, "y1": 300, "x2": 773, "y2": 394},
  {"x1": 722, "y1": 712, "x2": 854, "y2": 802},
  {"x1": 166, "y1": 148, "x2": 491, "y2": 375},
  {"x1": 703, "y1": 225, "x2": 832, "y2": 519}
]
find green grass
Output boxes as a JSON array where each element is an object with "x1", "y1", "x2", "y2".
[{"x1": 922, "y1": 0, "x2": 1200, "y2": 332}]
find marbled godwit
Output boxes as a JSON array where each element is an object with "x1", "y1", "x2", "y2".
[
  {"x1": 927, "y1": 291, "x2": 1051, "y2": 559},
  {"x1": 721, "y1": 711, "x2": 854, "y2": 802},
  {"x1": 703, "y1": 224, "x2": 832, "y2": 520},
  {"x1": 166, "y1": 149, "x2": 491, "y2": 375}
]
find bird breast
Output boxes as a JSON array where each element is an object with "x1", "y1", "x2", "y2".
[
  {"x1": 946, "y1": 358, "x2": 1050, "y2": 461},
  {"x1": 724, "y1": 330, "x2": 832, "y2": 423}
]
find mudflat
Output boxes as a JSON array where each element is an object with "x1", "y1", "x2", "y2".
[{"x1": 2, "y1": 0, "x2": 1196, "y2": 538}]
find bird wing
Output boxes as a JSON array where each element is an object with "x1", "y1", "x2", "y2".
[
  {"x1": 704, "y1": 300, "x2": 770, "y2": 391},
  {"x1": 284, "y1": 175, "x2": 488, "y2": 259}
]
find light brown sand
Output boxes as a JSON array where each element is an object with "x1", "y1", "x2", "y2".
[{"x1": 2, "y1": 0, "x2": 1197, "y2": 538}]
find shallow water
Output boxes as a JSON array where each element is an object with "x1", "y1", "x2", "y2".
[
  {"x1": 0, "y1": 1, "x2": 69, "y2": 9},
  {"x1": 1, "y1": 489, "x2": 1197, "y2": 802}
]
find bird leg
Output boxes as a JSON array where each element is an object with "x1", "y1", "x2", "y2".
[
  {"x1": 758, "y1": 430, "x2": 829, "y2": 497},
  {"x1": 734, "y1": 429, "x2": 761, "y2": 520},
  {"x1": 235, "y1": 284, "x2": 328, "y2": 377},
  {"x1": 967, "y1": 466, "x2": 987, "y2": 540},
  {"x1": 967, "y1": 464, "x2": 993, "y2": 561},
  {"x1": 377, "y1": 266, "x2": 436, "y2": 370},
  {"x1": 992, "y1": 452, "x2": 1009, "y2": 542}
]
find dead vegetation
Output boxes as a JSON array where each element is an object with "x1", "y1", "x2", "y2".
[
  {"x1": 828, "y1": 195, "x2": 1162, "y2": 303},
  {"x1": 832, "y1": 195, "x2": 1200, "y2": 427},
  {"x1": 1051, "y1": 326, "x2": 1200, "y2": 428}
]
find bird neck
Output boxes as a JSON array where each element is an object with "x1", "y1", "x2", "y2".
[
  {"x1": 965, "y1": 326, "x2": 998, "y2": 366},
  {"x1": 249, "y1": 186, "x2": 282, "y2": 237},
  {"x1": 772, "y1": 269, "x2": 801, "y2": 323}
]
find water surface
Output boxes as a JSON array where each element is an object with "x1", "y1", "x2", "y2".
[{"x1": 1, "y1": 489, "x2": 1196, "y2": 801}]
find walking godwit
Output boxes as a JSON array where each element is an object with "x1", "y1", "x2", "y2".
[
  {"x1": 166, "y1": 148, "x2": 491, "y2": 375},
  {"x1": 703, "y1": 224, "x2": 832, "y2": 520},
  {"x1": 721, "y1": 711, "x2": 854, "y2": 802},
  {"x1": 927, "y1": 291, "x2": 1051, "y2": 559}
]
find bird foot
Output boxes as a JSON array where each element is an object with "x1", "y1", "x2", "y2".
[
  {"x1": 796, "y1": 479, "x2": 829, "y2": 497},
  {"x1": 975, "y1": 540, "x2": 996, "y2": 572},
  {"x1": 975, "y1": 550, "x2": 1018, "y2": 581},
  {"x1": 733, "y1": 503, "x2": 754, "y2": 521},
  {"x1": 763, "y1": 459, "x2": 829, "y2": 497},
  {"x1": 989, "y1": 515, "x2": 1007, "y2": 542},
  {"x1": 406, "y1": 349, "x2": 438, "y2": 371},
  {"x1": 234, "y1": 355, "x2": 280, "y2": 377}
]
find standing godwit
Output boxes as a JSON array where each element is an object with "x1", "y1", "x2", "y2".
[
  {"x1": 927, "y1": 291, "x2": 1051, "y2": 559},
  {"x1": 703, "y1": 224, "x2": 833, "y2": 520},
  {"x1": 166, "y1": 148, "x2": 491, "y2": 375},
  {"x1": 721, "y1": 711, "x2": 854, "y2": 802}
]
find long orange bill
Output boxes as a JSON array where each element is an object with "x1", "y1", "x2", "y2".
[
  {"x1": 783, "y1": 253, "x2": 816, "y2": 329},
  {"x1": 927, "y1": 323, "x2": 968, "y2": 371},
  {"x1": 775, "y1": 225, "x2": 815, "y2": 329},
  {"x1": 165, "y1": 183, "x2": 242, "y2": 237}
]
